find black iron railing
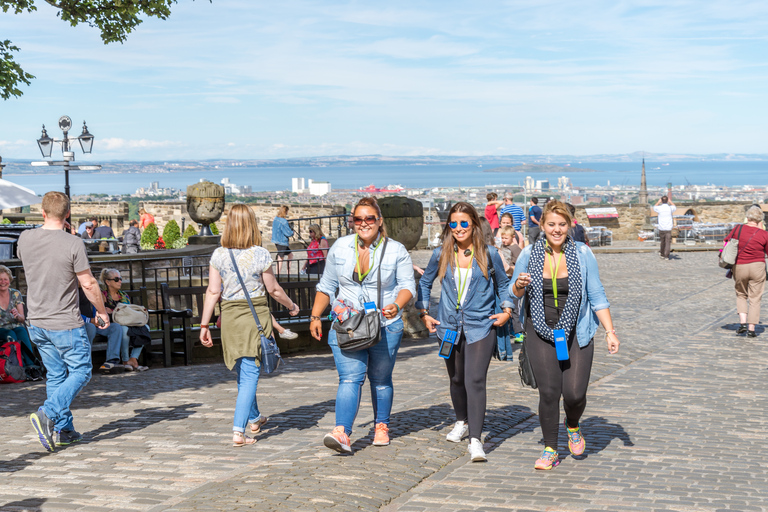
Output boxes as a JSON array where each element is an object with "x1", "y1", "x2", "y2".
[{"x1": 287, "y1": 214, "x2": 351, "y2": 246}]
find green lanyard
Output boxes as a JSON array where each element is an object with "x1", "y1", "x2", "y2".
[
  {"x1": 355, "y1": 234, "x2": 381, "y2": 281},
  {"x1": 547, "y1": 249, "x2": 564, "y2": 308},
  {"x1": 455, "y1": 249, "x2": 474, "y2": 310}
]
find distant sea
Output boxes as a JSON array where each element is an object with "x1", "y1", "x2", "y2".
[{"x1": 7, "y1": 161, "x2": 768, "y2": 196}]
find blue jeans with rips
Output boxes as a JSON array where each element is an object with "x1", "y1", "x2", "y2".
[
  {"x1": 29, "y1": 325, "x2": 92, "y2": 432},
  {"x1": 232, "y1": 356, "x2": 263, "y2": 433},
  {"x1": 328, "y1": 318, "x2": 404, "y2": 435}
]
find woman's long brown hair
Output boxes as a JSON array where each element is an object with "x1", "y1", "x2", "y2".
[{"x1": 437, "y1": 202, "x2": 488, "y2": 280}]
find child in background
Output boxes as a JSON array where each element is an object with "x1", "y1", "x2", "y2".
[{"x1": 497, "y1": 225, "x2": 524, "y2": 342}]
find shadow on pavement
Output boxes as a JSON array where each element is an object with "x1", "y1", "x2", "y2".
[
  {"x1": 720, "y1": 323, "x2": 764, "y2": 334},
  {"x1": 256, "y1": 399, "x2": 336, "y2": 442},
  {"x1": 0, "y1": 497, "x2": 47, "y2": 511},
  {"x1": 86, "y1": 403, "x2": 202, "y2": 443},
  {"x1": 573, "y1": 415, "x2": 634, "y2": 459}
]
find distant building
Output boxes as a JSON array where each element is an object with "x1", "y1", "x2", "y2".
[
  {"x1": 292, "y1": 177, "x2": 306, "y2": 193},
  {"x1": 221, "y1": 177, "x2": 252, "y2": 195},
  {"x1": 308, "y1": 179, "x2": 331, "y2": 196},
  {"x1": 134, "y1": 181, "x2": 181, "y2": 197},
  {"x1": 557, "y1": 176, "x2": 571, "y2": 190},
  {"x1": 525, "y1": 176, "x2": 535, "y2": 193},
  {"x1": 536, "y1": 180, "x2": 550, "y2": 191}
]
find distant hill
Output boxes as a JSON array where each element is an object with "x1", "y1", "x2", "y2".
[{"x1": 484, "y1": 164, "x2": 598, "y2": 173}]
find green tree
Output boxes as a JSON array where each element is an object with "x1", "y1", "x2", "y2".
[
  {"x1": 209, "y1": 222, "x2": 219, "y2": 235},
  {"x1": 140, "y1": 222, "x2": 158, "y2": 250},
  {"x1": 183, "y1": 224, "x2": 198, "y2": 238},
  {"x1": 1, "y1": 0, "x2": 209, "y2": 99},
  {"x1": 162, "y1": 219, "x2": 181, "y2": 248}
]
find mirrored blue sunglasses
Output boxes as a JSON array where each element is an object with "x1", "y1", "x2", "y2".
[{"x1": 449, "y1": 220, "x2": 470, "y2": 229}]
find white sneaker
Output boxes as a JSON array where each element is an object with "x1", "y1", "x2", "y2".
[
  {"x1": 446, "y1": 421, "x2": 468, "y2": 443},
  {"x1": 279, "y1": 329, "x2": 298, "y2": 340},
  {"x1": 468, "y1": 438, "x2": 487, "y2": 462}
]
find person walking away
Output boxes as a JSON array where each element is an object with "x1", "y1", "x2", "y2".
[
  {"x1": 725, "y1": 206, "x2": 768, "y2": 338},
  {"x1": 510, "y1": 200, "x2": 620, "y2": 470},
  {"x1": 417, "y1": 202, "x2": 512, "y2": 462},
  {"x1": 566, "y1": 203, "x2": 588, "y2": 245},
  {"x1": 18, "y1": 191, "x2": 110, "y2": 452},
  {"x1": 271, "y1": 205, "x2": 295, "y2": 276},
  {"x1": 310, "y1": 197, "x2": 416, "y2": 453},
  {"x1": 301, "y1": 223, "x2": 329, "y2": 275},
  {"x1": 199, "y1": 204, "x2": 300, "y2": 447},
  {"x1": 484, "y1": 193, "x2": 503, "y2": 236},
  {"x1": 500, "y1": 193, "x2": 526, "y2": 233},
  {"x1": 139, "y1": 208, "x2": 155, "y2": 230},
  {"x1": 653, "y1": 195, "x2": 676, "y2": 260},
  {"x1": 122, "y1": 220, "x2": 141, "y2": 254},
  {"x1": 528, "y1": 197, "x2": 542, "y2": 245}
]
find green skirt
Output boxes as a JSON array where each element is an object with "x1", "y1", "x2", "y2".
[{"x1": 220, "y1": 296, "x2": 273, "y2": 371}]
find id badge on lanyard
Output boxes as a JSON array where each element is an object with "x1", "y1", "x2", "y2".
[{"x1": 439, "y1": 329, "x2": 458, "y2": 359}]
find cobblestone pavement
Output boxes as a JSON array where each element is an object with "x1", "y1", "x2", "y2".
[{"x1": 2, "y1": 251, "x2": 767, "y2": 511}]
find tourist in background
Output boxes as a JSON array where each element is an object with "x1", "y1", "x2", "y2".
[
  {"x1": 139, "y1": 208, "x2": 155, "y2": 230},
  {"x1": 725, "y1": 205, "x2": 768, "y2": 338},
  {"x1": 100, "y1": 268, "x2": 148, "y2": 371},
  {"x1": 510, "y1": 200, "x2": 619, "y2": 470},
  {"x1": 94, "y1": 220, "x2": 115, "y2": 239},
  {"x1": 496, "y1": 213, "x2": 524, "y2": 248},
  {"x1": 417, "y1": 202, "x2": 512, "y2": 462},
  {"x1": 653, "y1": 194, "x2": 676, "y2": 260},
  {"x1": 310, "y1": 197, "x2": 415, "y2": 453},
  {"x1": 566, "y1": 203, "x2": 588, "y2": 245},
  {"x1": 0, "y1": 265, "x2": 36, "y2": 369},
  {"x1": 528, "y1": 197, "x2": 542, "y2": 245},
  {"x1": 500, "y1": 193, "x2": 526, "y2": 232},
  {"x1": 272, "y1": 205, "x2": 295, "y2": 275},
  {"x1": 200, "y1": 204, "x2": 300, "y2": 447},
  {"x1": 80, "y1": 222, "x2": 95, "y2": 240},
  {"x1": 77, "y1": 217, "x2": 97, "y2": 236},
  {"x1": 485, "y1": 193, "x2": 503, "y2": 236},
  {"x1": 122, "y1": 220, "x2": 141, "y2": 254},
  {"x1": 301, "y1": 223, "x2": 329, "y2": 275}
]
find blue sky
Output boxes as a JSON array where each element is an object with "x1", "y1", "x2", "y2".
[{"x1": 1, "y1": 0, "x2": 767, "y2": 160}]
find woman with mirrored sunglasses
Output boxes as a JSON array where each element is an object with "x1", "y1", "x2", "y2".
[
  {"x1": 416, "y1": 202, "x2": 513, "y2": 462},
  {"x1": 310, "y1": 197, "x2": 416, "y2": 453}
]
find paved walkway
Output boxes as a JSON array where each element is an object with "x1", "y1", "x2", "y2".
[{"x1": 2, "y1": 252, "x2": 767, "y2": 511}]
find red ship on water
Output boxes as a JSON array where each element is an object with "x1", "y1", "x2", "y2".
[{"x1": 358, "y1": 184, "x2": 405, "y2": 193}]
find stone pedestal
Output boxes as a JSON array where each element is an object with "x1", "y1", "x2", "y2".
[
  {"x1": 378, "y1": 196, "x2": 424, "y2": 251},
  {"x1": 188, "y1": 235, "x2": 221, "y2": 245}
]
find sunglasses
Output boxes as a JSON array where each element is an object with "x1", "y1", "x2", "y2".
[
  {"x1": 353, "y1": 215, "x2": 379, "y2": 225},
  {"x1": 108, "y1": 277, "x2": 122, "y2": 282},
  {"x1": 449, "y1": 220, "x2": 470, "y2": 229}
]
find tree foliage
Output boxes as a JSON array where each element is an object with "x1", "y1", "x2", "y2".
[
  {"x1": 183, "y1": 224, "x2": 197, "y2": 238},
  {"x1": 162, "y1": 218, "x2": 181, "y2": 248},
  {"x1": 140, "y1": 221, "x2": 158, "y2": 250},
  {"x1": 1, "y1": 0, "x2": 208, "y2": 99}
]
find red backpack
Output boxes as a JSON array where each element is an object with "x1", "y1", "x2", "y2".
[{"x1": 0, "y1": 340, "x2": 26, "y2": 384}]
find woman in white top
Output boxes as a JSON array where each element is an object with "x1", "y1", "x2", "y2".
[{"x1": 200, "y1": 204, "x2": 299, "y2": 447}]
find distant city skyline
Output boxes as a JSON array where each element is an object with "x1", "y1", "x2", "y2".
[{"x1": 2, "y1": 1, "x2": 767, "y2": 161}]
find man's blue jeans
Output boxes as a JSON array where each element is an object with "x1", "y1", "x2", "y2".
[
  {"x1": 28, "y1": 325, "x2": 92, "y2": 432},
  {"x1": 232, "y1": 356, "x2": 263, "y2": 433},
  {"x1": 83, "y1": 321, "x2": 123, "y2": 362},
  {"x1": 328, "y1": 318, "x2": 404, "y2": 435}
]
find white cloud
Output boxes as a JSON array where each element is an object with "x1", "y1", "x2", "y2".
[{"x1": 99, "y1": 138, "x2": 181, "y2": 151}]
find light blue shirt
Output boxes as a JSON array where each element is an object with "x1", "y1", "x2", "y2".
[
  {"x1": 510, "y1": 242, "x2": 610, "y2": 348},
  {"x1": 271, "y1": 216, "x2": 294, "y2": 246},
  {"x1": 316, "y1": 234, "x2": 417, "y2": 326}
]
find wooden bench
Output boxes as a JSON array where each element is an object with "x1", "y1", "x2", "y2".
[{"x1": 159, "y1": 283, "x2": 217, "y2": 367}]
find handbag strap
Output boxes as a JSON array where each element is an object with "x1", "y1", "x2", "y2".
[
  {"x1": 735, "y1": 224, "x2": 757, "y2": 264},
  {"x1": 375, "y1": 237, "x2": 388, "y2": 309},
  {"x1": 228, "y1": 249, "x2": 265, "y2": 334}
]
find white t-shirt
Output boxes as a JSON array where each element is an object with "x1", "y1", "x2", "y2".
[
  {"x1": 210, "y1": 246, "x2": 273, "y2": 300},
  {"x1": 653, "y1": 203, "x2": 677, "y2": 231},
  {"x1": 454, "y1": 267, "x2": 473, "y2": 307}
]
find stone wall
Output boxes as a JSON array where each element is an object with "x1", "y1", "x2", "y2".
[{"x1": 13, "y1": 201, "x2": 130, "y2": 232}]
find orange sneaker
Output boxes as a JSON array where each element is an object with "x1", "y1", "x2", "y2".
[
  {"x1": 323, "y1": 426, "x2": 352, "y2": 453},
  {"x1": 372, "y1": 422, "x2": 390, "y2": 446}
]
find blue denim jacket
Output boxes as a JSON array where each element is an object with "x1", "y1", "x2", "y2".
[
  {"x1": 416, "y1": 246, "x2": 513, "y2": 344},
  {"x1": 271, "y1": 217, "x2": 294, "y2": 246},
  {"x1": 316, "y1": 234, "x2": 416, "y2": 326},
  {"x1": 509, "y1": 242, "x2": 610, "y2": 348}
]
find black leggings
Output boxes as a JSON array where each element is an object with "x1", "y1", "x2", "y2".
[
  {"x1": 444, "y1": 329, "x2": 496, "y2": 440},
  {"x1": 525, "y1": 324, "x2": 594, "y2": 450}
]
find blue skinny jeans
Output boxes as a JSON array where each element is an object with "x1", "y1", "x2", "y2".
[
  {"x1": 328, "y1": 318, "x2": 404, "y2": 435},
  {"x1": 232, "y1": 356, "x2": 263, "y2": 433}
]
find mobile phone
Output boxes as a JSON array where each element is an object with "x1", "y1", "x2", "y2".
[{"x1": 96, "y1": 316, "x2": 105, "y2": 327}]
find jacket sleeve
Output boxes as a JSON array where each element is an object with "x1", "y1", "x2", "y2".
[
  {"x1": 415, "y1": 248, "x2": 441, "y2": 310},
  {"x1": 316, "y1": 243, "x2": 340, "y2": 297},
  {"x1": 393, "y1": 242, "x2": 417, "y2": 299},
  {"x1": 582, "y1": 246, "x2": 610, "y2": 312},
  {"x1": 509, "y1": 246, "x2": 531, "y2": 299}
]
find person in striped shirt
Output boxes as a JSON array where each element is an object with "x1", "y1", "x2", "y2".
[{"x1": 499, "y1": 193, "x2": 526, "y2": 231}]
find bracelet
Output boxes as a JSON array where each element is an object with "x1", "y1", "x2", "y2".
[
  {"x1": 419, "y1": 310, "x2": 428, "y2": 318},
  {"x1": 605, "y1": 329, "x2": 616, "y2": 337},
  {"x1": 291, "y1": 303, "x2": 299, "y2": 312},
  {"x1": 394, "y1": 303, "x2": 401, "y2": 313},
  {"x1": 310, "y1": 315, "x2": 322, "y2": 321},
  {"x1": 201, "y1": 325, "x2": 210, "y2": 329}
]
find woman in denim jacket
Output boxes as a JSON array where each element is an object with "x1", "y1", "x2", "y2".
[
  {"x1": 310, "y1": 197, "x2": 416, "y2": 453},
  {"x1": 416, "y1": 202, "x2": 513, "y2": 462},
  {"x1": 510, "y1": 200, "x2": 620, "y2": 470}
]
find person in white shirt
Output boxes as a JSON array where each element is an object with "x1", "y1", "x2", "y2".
[{"x1": 653, "y1": 195, "x2": 676, "y2": 260}]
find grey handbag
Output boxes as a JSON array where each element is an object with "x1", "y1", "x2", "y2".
[
  {"x1": 719, "y1": 224, "x2": 742, "y2": 269},
  {"x1": 333, "y1": 237, "x2": 388, "y2": 352},
  {"x1": 228, "y1": 250, "x2": 283, "y2": 374}
]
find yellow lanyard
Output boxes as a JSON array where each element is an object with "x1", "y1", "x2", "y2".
[
  {"x1": 455, "y1": 249, "x2": 474, "y2": 310},
  {"x1": 355, "y1": 235, "x2": 380, "y2": 280},
  {"x1": 548, "y1": 250, "x2": 564, "y2": 308}
]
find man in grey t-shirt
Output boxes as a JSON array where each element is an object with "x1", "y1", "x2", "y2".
[{"x1": 19, "y1": 191, "x2": 110, "y2": 452}]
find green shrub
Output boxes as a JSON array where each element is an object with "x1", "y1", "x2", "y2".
[
  {"x1": 0, "y1": 218, "x2": 11, "y2": 224},
  {"x1": 163, "y1": 219, "x2": 181, "y2": 249},
  {"x1": 183, "y1": 224, "x2": 198, "y2": 238},
  {"x1": 209, "y1": 223, "x2": 219, "y2": 235},
  {"x1": 140, "y1": 222, "x2": 158, "y2": 250}
]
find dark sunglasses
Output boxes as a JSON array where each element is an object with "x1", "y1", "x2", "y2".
[
  {"x1": 353, "y1": 215, "x2": 379, "y2": 225},
  {"x1": 108, "y1": 277, "x2": 122, "y2": 282},
  {"x1": 449, "y1": 220, "x2": 470, "y2": 229}
]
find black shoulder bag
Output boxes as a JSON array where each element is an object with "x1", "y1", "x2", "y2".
[
  {"x1": 228, "y1": 250, "x2": 283, "y2": 374},
  {"x1": 516, "y1": 255, "x2": 537, "y2": 389},
  {"x1": 333, "y1": 237, "x2": 388, "y2": 351}
]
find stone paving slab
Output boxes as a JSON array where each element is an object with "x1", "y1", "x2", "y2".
[{"x1": 2, "y1": 251, "x2": 766, "y2": 511}]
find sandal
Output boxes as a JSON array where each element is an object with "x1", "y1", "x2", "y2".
[
  {"x1": 249, "y1": 416, "x2": 269, "y2": 434},
  {"x1": 232, "y1": 432, "x2": 256, "y2": 447}
]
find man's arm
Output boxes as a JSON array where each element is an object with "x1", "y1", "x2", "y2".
[
  {"x1": 654, "y1": 198, "x2": 662, "y2": 206},
  {"x1": 77, "y1": 269, "x2": 110, "y2": 328}
]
